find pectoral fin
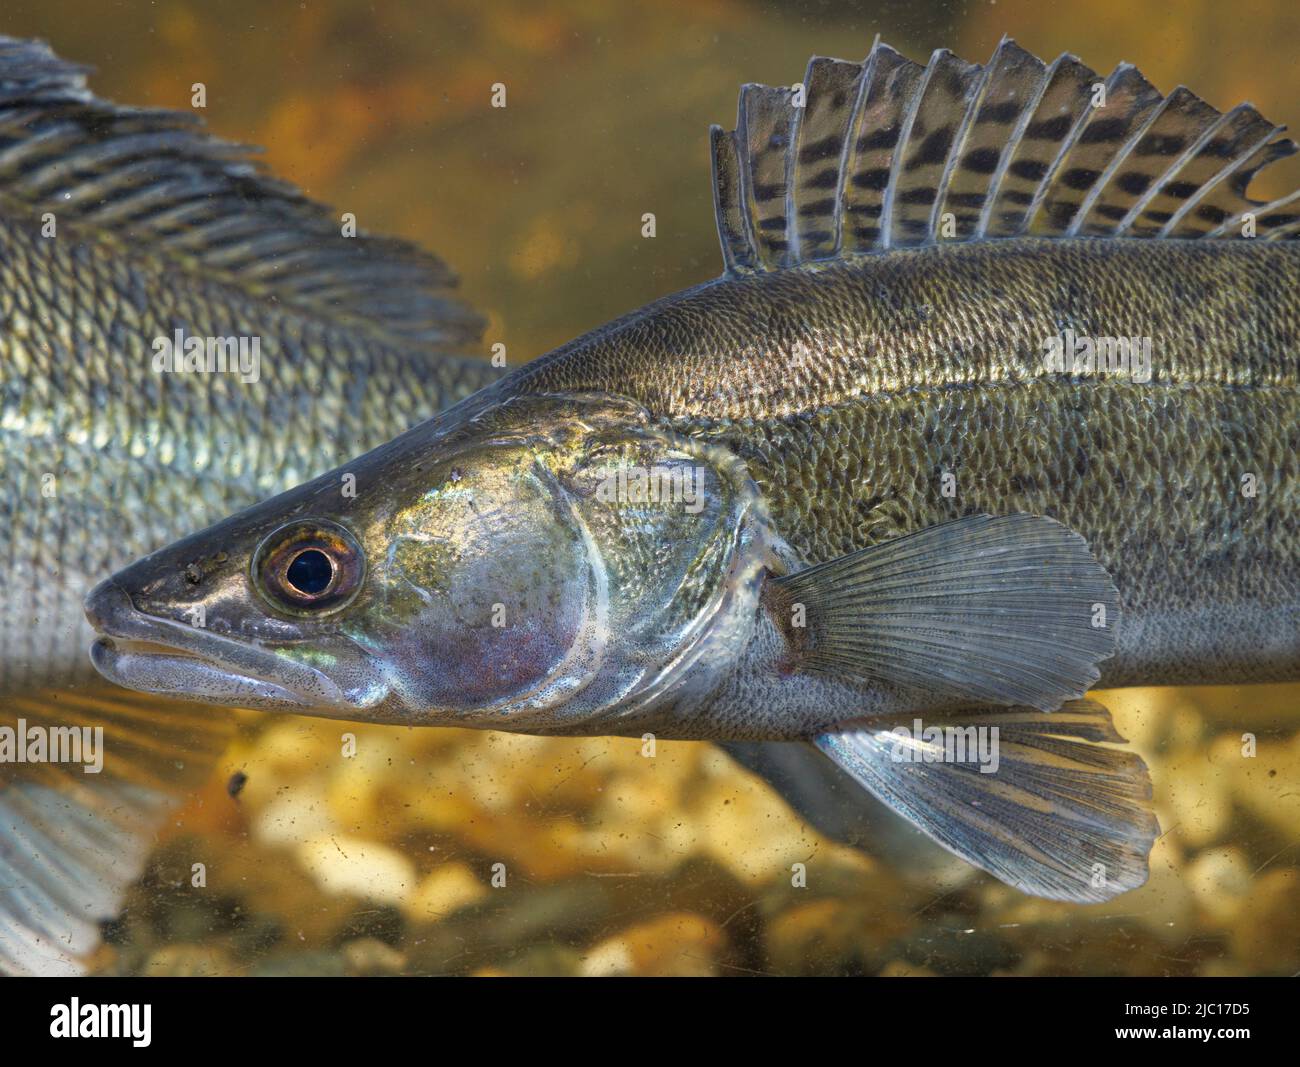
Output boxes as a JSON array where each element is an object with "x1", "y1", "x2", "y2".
[
  {"x1": 766, "y1": 513, "x2": 1119, "y2": 712},
  {"x1": 814, "y1": 699, "x2": 1158, "y2": 902}
]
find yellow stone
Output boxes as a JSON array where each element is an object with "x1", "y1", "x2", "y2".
[
  {"x1": 1186, "y1": 846, "x2": 1252, "y2": 924},
  {"x1": 294, "y1": 833, "x2": 418, "y2": 906},
  {"x1": 405, "y1": 862, "x2": 488, "y2": 922}
]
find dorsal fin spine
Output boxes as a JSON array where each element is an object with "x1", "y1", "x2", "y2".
[
  {"x1": 832, "y1": 38, "x2": 884, "y2": 258},
  {"x1": 1157, "y1": 122, "x2": 1284, "y2": 236},
  {"x1": 708, "y1": 124, "x2": 748, "y2": 273},
  {"x1": 1262, "y1": 212, "x2": 1300, "y2": 240},
  {"x1": 1065, "y1": 86, "x2": 1182, "y2": 236},
  {"x1": 781, "y1": 64, "x2": 811, "y2": 267},
  {"x1": 1023, "y1": 63, "x2": 1131, "y2": 233},
  {"x1": 731, "y1": 114, "x2": 764, "y2": 267},
  {"x1": 926, "y1": 52, "x2": 996, "y2": 240},
  {"x1": 1207, "y1": 186, "x2": 1300, "y2": 239},
  {"x1": 825, "y1": 66, "x2": 865, "y2": 260},
  {"x1": 1115, "y1": 104, "x2": 1246, "y2": 233},
  {"x1": 879, "y1": 48, "x2": 943, "y2": 250},
  {"x1": 974, "y1": 50, "x2": 1063, "y2": 238}
]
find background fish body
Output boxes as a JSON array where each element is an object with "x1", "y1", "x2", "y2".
[{"x1": 0, "y1": 211, "x2": 494, "y2": 695}]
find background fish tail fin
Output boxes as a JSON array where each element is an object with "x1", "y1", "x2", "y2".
[{"x1": 0, "y1": 686, "x2": 234, "y2": 974}]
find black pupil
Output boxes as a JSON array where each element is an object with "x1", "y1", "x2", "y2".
[{"x1": 286, "y1": 549, "x2": 333, "y2": 595}]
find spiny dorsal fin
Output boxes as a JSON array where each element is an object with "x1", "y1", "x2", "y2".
[
  {"x1": 881, "y1": 48, "x2": 984, "y2": 249},
  {"x1": 0, "y1": 36, "x2": 483, "y2": 347},
  {"x1": 710, "y1": 36, "x2": 1300, "y2": 272}
]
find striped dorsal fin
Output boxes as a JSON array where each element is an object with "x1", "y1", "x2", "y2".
[{"x1": 709, "y1": 37, "x2": 1300, "y2": 273}]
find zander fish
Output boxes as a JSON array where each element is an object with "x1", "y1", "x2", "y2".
[
  {"x1": 0, "y1": 36, "x2": 497, "y2": 974},
  {"x1": 88, "y1": 39, "x2": 1299, "y2": 910}
]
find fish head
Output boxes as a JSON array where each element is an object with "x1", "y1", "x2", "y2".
[{"x1": 86, "y1": 393, "x2": 776, "y2": 730}]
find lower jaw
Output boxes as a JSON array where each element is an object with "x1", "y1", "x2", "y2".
[{"x1": 89, "y1": 637, "x2": 313, "y2": 709}]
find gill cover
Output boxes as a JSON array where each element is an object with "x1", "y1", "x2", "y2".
[{"x1": 355, "y1": 396, "x2": 773, "y2": 730}]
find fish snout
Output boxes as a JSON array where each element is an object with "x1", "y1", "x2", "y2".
[{"x1": 83, "y1": 577, "x2": 136, "y2": 635}]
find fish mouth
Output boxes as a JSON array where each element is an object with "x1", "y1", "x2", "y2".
[{"x1": 85, "y1": 579, "x2": 347, "y2": 710}]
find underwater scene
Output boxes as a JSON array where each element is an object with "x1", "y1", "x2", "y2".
[{"x1": 1, "y1": 0, "x2": 1297, "y2": 981}]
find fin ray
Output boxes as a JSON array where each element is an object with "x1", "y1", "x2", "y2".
[
  {"x1": 766, "y1": 514, "x2": 1119, "y2": 712},
  {"x1": 0, "y1": 35, "x2": 484, "y2": 346},
  {"x1": 0, "y1": 685, "x2": 235, "y2": 974},
  {"x1": 815, "y1": 699, "x2": 1158, "y2": 902},
  {"x1": 883, "y1": 49, "x2": 983, "y2": 249}
]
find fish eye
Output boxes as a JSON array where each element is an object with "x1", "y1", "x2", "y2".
[
  {"x1": 286, "y1": 549, "x2": 333, "y2": 594},
  {"x1": 252, "y1": 520, "x2": 364, "y2": 616}
]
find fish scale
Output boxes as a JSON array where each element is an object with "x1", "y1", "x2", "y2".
[{"x1": 505, "y1": 238, "x2": 1299, "y2": 687}]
